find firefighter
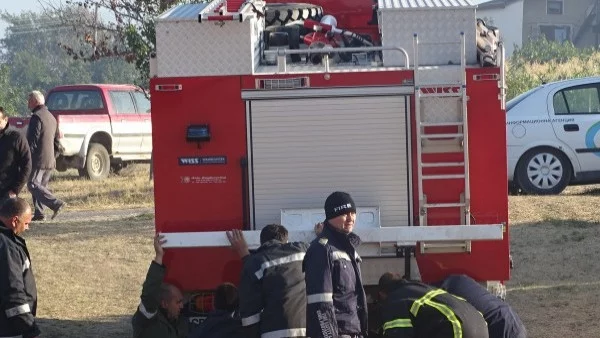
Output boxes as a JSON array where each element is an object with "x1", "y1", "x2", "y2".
[
  {"x1": 437, "y1": 274, "x2": 527, "y2": 338},
  {"x1": 132, "y1": 233, "x2": 187, "y2": 338},
  {"x1": 188, "y1": 282, "x2": 243, "y2": 338},
  {"x1": 227, "y1": 224, "x2": 308, "y2": 338},
  {"x1": 377, "y1": 272, "x2": 489, "y2": 338},
  {"x1": 0, "y1": 197, "x2": 40, "y2": 338},
  {"x1": 304, "y1": 191, "x2": 368, "y2": 338}
]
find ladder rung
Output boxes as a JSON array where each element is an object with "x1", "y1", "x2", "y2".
[
  {"x1": 421, "y1": 133, "x2": 463, "y2": 139},
  {"x1": 424, "y1": 202, "x2": 466, "y2": 208},
  {"x1": 421, "y1": 162, "x2": 465, "y2": 168},
  {"x1": 420, "y1": 122, "x2": 464, "y2": 127},
  {"x1": 422, "y1": 174, "x2": 465, "y2": 180}
]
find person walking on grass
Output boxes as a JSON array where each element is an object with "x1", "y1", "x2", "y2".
[{"x1": 26, "y1": 90, "x2": 66, "y2": 221}]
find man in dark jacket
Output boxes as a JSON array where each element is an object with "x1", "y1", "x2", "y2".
[
  {"x1": 377, "y1": 272, "x2": 489, "y2": 338},
  {"x1": 0, "y1": 197, "x2": 40, "y2": 338},
  {"x1": 132, "y1": 233, "x2": 188, "y2": 338},
  {"x1": 437, "y1": 274, "x2": 527, "y2": 338},
  {"x1": 26, "y1": 90, "x2": 66, "y2": 221},
  {"x1": 227, "y1": 224, "x2": 308, "y2": 338},
  {"x1": 304, "y1": 191, "x2": 368, "y2": 338},
  {"x1": 188, "y1": 282, "x2": 243, "y2": 338},
  {"x1": 0, "y1": 107, "x2": 32, "y2": 202}
]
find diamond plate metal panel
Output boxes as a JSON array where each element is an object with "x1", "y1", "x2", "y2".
[
  {"x1": 380, "y1": 8, "x2": 477, "y2": 67},
  {"x1": 379, "y1": 0, "x2": 475, "y2": 10},
  {"x1": 156, "y1": 19, "x2": 261, "y2": 77},
  {"x1": 421, "y1": 97, "x2": 462, "y2": 123}
]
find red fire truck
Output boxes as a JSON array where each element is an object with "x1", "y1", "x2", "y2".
[{"x1": 150, "y1": 0, "x2": 509, "y2": 325}]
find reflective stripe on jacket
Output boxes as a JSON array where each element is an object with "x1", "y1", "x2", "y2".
[
  {"x1": 439, "y1": 275, "x2": 527, "y2": 338},
  {"x1": 131, "y1": 261, "x2": 187, "y2": 338},
  {"x1": 0, "y1": 223, "x2": 39, "y2": 338},
  {"x1": 304, "y1": 223, "x2": 367, "y2": 338},
  {"x1": 380, "y1": 280, "x2": 489, "y2": 338},
  {"x1": 239, "y1": 240, "x2": 309, "y2": 338}
]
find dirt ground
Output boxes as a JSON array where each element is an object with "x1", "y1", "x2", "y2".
[{"x1": 22, "y1": 184, "x2": 600, "y2": 337}]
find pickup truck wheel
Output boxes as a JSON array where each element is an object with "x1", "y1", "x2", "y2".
[{"x1": 83, "y1": 143, "x2": 110, "y2": 180}]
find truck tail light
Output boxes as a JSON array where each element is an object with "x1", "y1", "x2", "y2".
[{"x1": 190, "y1": 292, "x2": 215, "y2": 314}]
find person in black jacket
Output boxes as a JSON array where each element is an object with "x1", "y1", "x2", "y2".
[
  {"x1": 0, "y1": 107, "x2": 32, "y2": 202},
  {"x1": 377, "y1": 272, "x2": 489, "y2": 338},
  {"x1": 188, "y1": 282, "x2": 243, "y2": 338},
  {"x1": 304, "y1": 191, "x2": 368, "y2": 338},
  {"x1": 437, "y1": 274, "x2": 526, "y2": 338},
  {"x1": 227, "y1": 225, "x2": 308, "y2": 338},
  {"x1": 0, "y1": 197, "x2": 40, "y2": 338},
  {"x1": 132, "y1": 233, "x2": 187, "y2": 338},
  {"x1": 26, "y1": 91, "x2": 66, "y2": 221}
]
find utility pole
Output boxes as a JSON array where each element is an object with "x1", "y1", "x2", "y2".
[{"x1": 93, "y1": 3, "x2": 98, "y2": 57}]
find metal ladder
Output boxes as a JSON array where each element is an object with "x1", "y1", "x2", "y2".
[{"x1": 413, "y1": 33, "x2": 471, "y2": 254}]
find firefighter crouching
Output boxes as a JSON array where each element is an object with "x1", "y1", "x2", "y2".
[
  {"x1": 377, "y1": 272, "x2": 489, "y2": 338},
  {"x1": 227, "y1": 224, "x2": 308, "y2": 338},
  {"x1": 437, "y1": 274, "x2": 527, "y2": 338},
  {"x1": 304, "y1": 191, "x2": 368, "y2": 338},
  {"x1": 132, "y1": 233, "x2": 187, "y2": 338}
]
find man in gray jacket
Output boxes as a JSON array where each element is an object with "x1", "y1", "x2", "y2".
[{"x1": 26, "y1": 90, "x2": 66, "y2": 221}]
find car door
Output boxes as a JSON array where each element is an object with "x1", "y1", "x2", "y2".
[
  {"x1": 109, "y1": 90, "x2": 144, "y2": 158},
  {"x1": 549, "y1": 82, "x2": 600, "y2": 173},
  {"x1": 132, "y1": 91, "x2": 152, "y2": 156}
]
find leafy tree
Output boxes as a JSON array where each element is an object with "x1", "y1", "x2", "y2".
[
  {"x1": 0, "y1": 8, "x2": 140, "y2": 114},
  {"x1": 0, "y1": 65, "x2": 23, "y2": 116},
  {"x1": 506, "y1": 38, "x2": 600, "y2": 100},
  {"x1": 42, "y1": 0, "x2": 194, "y2": 88}
]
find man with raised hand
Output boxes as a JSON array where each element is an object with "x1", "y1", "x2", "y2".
[{"x1": 132, "y1": 233, "x2": 187, "y2": 338}]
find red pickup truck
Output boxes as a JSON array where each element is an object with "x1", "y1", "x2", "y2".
[{"x1": 9, "y1": 84, "x2": 152, "y2": 180}]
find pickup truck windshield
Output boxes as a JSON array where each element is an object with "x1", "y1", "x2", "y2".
[{"x1": 47, "y1": 90, "x2": 104, "y2": 110}]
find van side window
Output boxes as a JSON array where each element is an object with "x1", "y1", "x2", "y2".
[
  {"x1": 553, "y1": 85, "x2": 600, "y2": 115},
  {"x1": 133, "y1": 92, "x2": 151, "y2": 113},
  {"x1": 110, "y1": 91, "x2": 137, "y2": 114}
]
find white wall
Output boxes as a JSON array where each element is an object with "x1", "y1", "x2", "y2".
[{"x1": 476, "y1": 0, "x2": 524, "y2": 57}]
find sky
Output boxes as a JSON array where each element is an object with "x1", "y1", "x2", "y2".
[
  {"x1": 0, "y1": 0, "x2": 45, "y2": 38},
  {"x1": 0, "y1": 0, "x2": 491, "y2": 39}
]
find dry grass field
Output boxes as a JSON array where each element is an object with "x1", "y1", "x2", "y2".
[
  {"x1": 17, "y1": 169, "x2": 600, "y2": 337},
  {"x1": 21, "y1": 164, "x2": 155, "y2": 211}
]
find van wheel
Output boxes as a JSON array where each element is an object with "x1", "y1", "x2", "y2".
[
  {"x1": 82, "y1": 143, "x2": 110, "y2": 181},
  {"x1": 264, "y1": 3, "x2": 323, "y2": 26},
  {"x1": 516, "y1": 147, "x2": 571, "y2": 195}
]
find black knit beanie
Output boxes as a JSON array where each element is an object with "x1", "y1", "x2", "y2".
[{"x1": 324, "y1": 191, "x2": 356, "y2": 220}]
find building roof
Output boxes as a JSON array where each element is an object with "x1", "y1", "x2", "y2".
[
  {"x1": 477, "y1": 0, "x2": 522, "y2": 10},
  {"x1": 378, "y1": 0, "x2": 475, "y2": 10}
]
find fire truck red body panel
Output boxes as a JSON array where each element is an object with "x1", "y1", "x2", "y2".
[
  {"x1": 151, "y1": 0, "x2": 509, "y2": 299},
  {"x1": 152, "y1": 70, "x2": 509, "y2": 290},
  {"x1": 153, "y1": 76, "x2": 247, "y2": 289}
]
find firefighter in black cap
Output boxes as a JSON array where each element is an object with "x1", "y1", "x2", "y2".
[
  {"x1": 376, "y1": 272, "x2": 489, "y2": 338},
  {"x1": 304, "y1": 191, "x2": 368, "y2": 338}
]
